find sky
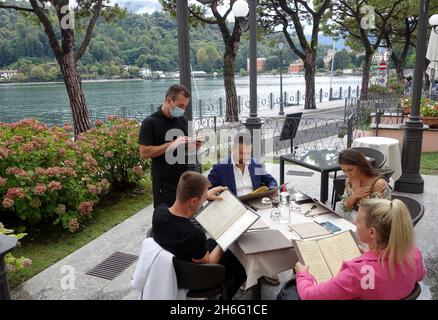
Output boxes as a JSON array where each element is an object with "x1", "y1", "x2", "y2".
[{"x1": 113, "y1": 0, "x2": 162, "y2": 14}]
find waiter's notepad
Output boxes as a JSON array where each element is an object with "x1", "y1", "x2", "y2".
[{"x1": 195, "y1": 189, "x2": 259, "y2": 250}]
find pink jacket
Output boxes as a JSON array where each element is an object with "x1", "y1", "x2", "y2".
[{"x1": 296, "y1": 246, "x2": 426, "y2": 300}]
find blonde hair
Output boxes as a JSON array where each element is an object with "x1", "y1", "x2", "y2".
[{"x1": 359, "y1": 198, "x2": 415, "y2": 279}]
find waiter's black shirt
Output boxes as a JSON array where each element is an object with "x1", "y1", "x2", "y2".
[
  {"x1": 138, "y1": 107, "x2": 189, "y2": 183},
  {"x1": 152, "y1": 205, "x2": 208, "y2": 261}
]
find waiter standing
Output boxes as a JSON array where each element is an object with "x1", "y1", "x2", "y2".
[{"x1": 138, "y1": 84, "x2": 201, "y2": 208}]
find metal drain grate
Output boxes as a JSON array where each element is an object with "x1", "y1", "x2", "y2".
[
  {"x1": 286, "y1": 170, "x2": 314, "y2": 177},
  {"x1": 86, "y1": 252, "x2": 138, "y2": 280}
]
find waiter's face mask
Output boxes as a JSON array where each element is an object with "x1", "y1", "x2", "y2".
[
  {"x1": 168, "y1": 97, "x2": 186, "y2": 118},
  {"x1": 170, "y1": 104, "x2": 185, "y2": 118}
]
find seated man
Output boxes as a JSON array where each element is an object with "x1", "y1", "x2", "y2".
[
  {"x1": 152, "y1": 171, "x2": 246, "y2": 299},
  {"x1": 208, "y1": 132, "x2": 280, "y2": 285},
  {"x1": 208, "y1": 132, "x2": 278, "y2": 197}
]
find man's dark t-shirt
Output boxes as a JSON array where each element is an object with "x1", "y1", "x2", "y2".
[
  {"x1": 138, "y1": 107, "x2": 189, "y2": 183},
  {"x1": 152, "y1": 205, "x2": 208, "y2": 261}
]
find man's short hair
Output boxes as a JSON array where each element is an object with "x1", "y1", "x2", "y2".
[
  {"x1": 166, "y1": 84, "x2": 191, "y2": 101},
  {"x1": 176, "y1": 171, "x2": 210, "y2": 203},
  {"x1": 233, "y1": 131, "x2": 252, "y2": 148}
]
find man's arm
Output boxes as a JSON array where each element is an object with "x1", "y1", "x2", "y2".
[
  {"x1": 139, "y1": 136, "x2": 190, "y2": 160},
  {"x1": 139, "y1": 143, "x2": 172, "y2": 160},
  {"x1": 192, "y1": 245, "x2": 223, "y2": 264}
]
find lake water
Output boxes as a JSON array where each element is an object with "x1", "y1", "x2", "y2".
[{"x1": 0, "y1": 74, "x2": 362, "y2": 121}]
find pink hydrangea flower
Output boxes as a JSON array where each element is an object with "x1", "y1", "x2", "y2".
[
  {"x1": 6, "y1": 187, "x2": 25, "y2": 199},
  {"x1": 33, "y1": 183, "x2": 47, "y2": 196},
  {"x1": 34, "y1": 167, "x2": 46, "y2": 176},
  {"x1": 63, "y1": 123, "x2": 73, "y2": 131},
  {"x1": 6, "y1": 167, "x2": 28, "y2": 177},
  {"x1": 95, "y1": 119, "x2": 103, "y2": 126},
  {"x1": 2, "y1": 198, "x2": 14, "y2": 208},
  {"x1": 104, "y1": 151, "x2": 114, "y2": 159},
  {"x1": 79, "y1": 201, "x2": 94, "y2": 216},
  {"x1": 48, "y1": 181, "x2": 62, "y2": 191},
  {"x1": 132, "y1": 165, "x2": 144, "y2": 176},
  {"x1": 0, "y1": 177, "x2": 7, "y2": 187},
  {"x1": 30, "y1": 198, "x2": 41, "y2": 208},
  {"x1": 68, "y1": 219, "x2": 80, "y2": 233},
  {"x1": 54, "y1": 204, "x2": 66, "y2": 215},
  {"x1": 22, "y1": 258, "x2": 32, "y2": 269}
]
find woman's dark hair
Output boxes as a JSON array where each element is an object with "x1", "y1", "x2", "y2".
[{"x1": 338, "y1": 148, "x2": 380, "y2": 178}]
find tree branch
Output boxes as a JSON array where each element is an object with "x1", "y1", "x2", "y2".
[
  {"x1": 28, "y1": 0, "x2": 62, "y2": 60},
  {"x1": 0, "y1": 4, "x2": 34, "y2": 12},
  {"x1": 188, "y1": 6, "x2": 217, "y2": 25},
  {"x1": 76, "y1": 0, "x2": 103, "y2": 61}
]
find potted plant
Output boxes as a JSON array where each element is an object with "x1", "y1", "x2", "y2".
[
  {"x1": 420, "y1": 99, "x2": 438, "y2": 128},
  {"x1": 400, "y1": 97, "x2": 411, "y2": 115}
]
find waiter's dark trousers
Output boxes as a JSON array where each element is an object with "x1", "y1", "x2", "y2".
[{"x1": 152, "y1": 178, "x2": 177, "y2": 208}]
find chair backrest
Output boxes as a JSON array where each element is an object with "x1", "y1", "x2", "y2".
[
  {"x1": 376, "y1": 168, "x2": 394, "y2": 182},
  {"x1": 352, "y1": 147, "x2": 386, "y2": 168},
  {"x1": 333, "y1": 175, "x2": 347, "y2": 201},
  {"x1": 173, "y1": 257, "x2": 226, "y2": 292},
  {"x1": 391, "y1": 195, "x2": 425, "y2": 226},
  {"x1": 146, "y1": 227, "x2": 226, "y2": 298},
  {"x1": 404, "y1": 282, "x2": 421, "y2": 300}
]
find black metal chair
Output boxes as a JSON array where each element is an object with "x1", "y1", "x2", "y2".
[
  {"x1": 173, "y1": 257, "x2": 227, "y2": 300},
  {"x1": 145, "y1": 227, "x2": 227, "y2": 299},
  {"x1": 352, "y1": 147, "x2": 386, "y2": 168},
  {"x1": 403, "y1": 282, "x2": 421, "y2": 300},
  {"x1": 376, "y1": 168, "x2": 394, "y2": 182},
  {"x1": 331, "y1": 175, "x2": 347, "y2": 210},
  {"x1": 391, "y1": 195, "x2": 425, "y2": 226}
]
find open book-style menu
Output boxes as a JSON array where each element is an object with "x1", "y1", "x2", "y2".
[
  {"x1": 292, "y1": 231, "x2": 361, "y2": 283},
  {"x1": 195, "y1": 189, "x2": 260, "y2": 250}
]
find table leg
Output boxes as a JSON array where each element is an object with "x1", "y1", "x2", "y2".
[
  {"x1": 251, "y1": 278, "x2": 262, "y2": 300},
  {"x1": 280, "y1": 159, "x2": 285, "y2": 185},
  {"x1": 320, "y1": 172, "x2": 329, "y2": 204}
]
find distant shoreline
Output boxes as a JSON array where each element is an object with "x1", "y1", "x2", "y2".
[{"x1": 0, "y1": 73, "x2": 363, "y2": 86}]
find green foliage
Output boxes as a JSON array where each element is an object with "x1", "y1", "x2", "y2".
[
  {"x1": 240, "y1": 68, "x2": 248, "y2": 76},
  {"x1": 333, "y1": 50, "x2": 351, "y2": 70},
  {"x1": 368, "y1": 84, "x2": 389, "y2": 94},
  {"x1": 0, "y1": 4, "x2": 302, "y2": 76},
  {"x1": 0, "y1": 222, "x2": 31, "y2": 273},
  {"x1": 0, "y1": 118, "x2": 150, "y2": 232}
]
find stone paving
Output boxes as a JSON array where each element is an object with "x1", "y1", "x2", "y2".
[{"x1": 11, "y1": 162, "x2": 438, "y2": 300}]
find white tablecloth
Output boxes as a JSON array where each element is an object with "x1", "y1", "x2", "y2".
[
  {"x1": 230, "y1": 205, "x2": 357, "y2": 290},
  {"x1": 352, "y1": 137, "x2": 402, "y2": 181}
]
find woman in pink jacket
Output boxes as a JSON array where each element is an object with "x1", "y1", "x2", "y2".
[{"x1": 295, "y1": 198, "x2": 426, "y2": 300}]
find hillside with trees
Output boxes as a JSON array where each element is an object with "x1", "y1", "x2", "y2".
[{"x1": 0, "y1": 8, "x2": 365, "y2": 82}]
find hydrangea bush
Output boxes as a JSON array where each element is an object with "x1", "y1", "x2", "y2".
[{"x1": 0, "y1": 117, "x2": 150, "y2": 232}]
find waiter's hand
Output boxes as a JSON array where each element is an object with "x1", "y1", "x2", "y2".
[
  {"x1": 207, "y1": 186, "x2": 227, "y2": 201},
  {"x1": 168, "y1": 136, "x2": 190, "y2": 150},
  {"x1": 194, "y1": 136, "x2": 205, "y2": 149}
]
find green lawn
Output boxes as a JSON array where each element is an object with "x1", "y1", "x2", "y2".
[
  {"x1": 421, "y1": 152, "x2": 438, "y2": 175},
  {"x1": 8, "y1": 177, "x2": 152, "y2": 289}
]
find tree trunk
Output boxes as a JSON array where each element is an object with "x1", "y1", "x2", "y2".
[
  {"x1": 395, "y1": 61, "x2": 405, "y2": 82},
  {"x1": 223, "y1": 50, "x2": 239, "y2": 122},
  {"x1": 303, "y1": 52, "x2": 316, "y2": 110},
  {"x1": 59, "y1": 53, "x2": 90, "y2": 136},
  {"x1": 361, "y1": 53, "x2": 373, "y2": 96}
]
